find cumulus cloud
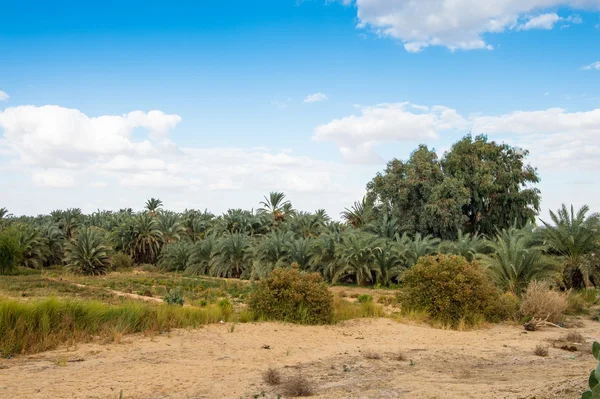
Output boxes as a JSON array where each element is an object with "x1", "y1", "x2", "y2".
[
  {"x1": 0, "y1": 105, "x2": 354, "y2": 203},
  {"x1": 582, "y1": 61, "x2": 600, "y2": 70},
  {"x1": 0, "y1": 90, "x2": 9, "y2": 101},
  {"x1": 340, "y1": 0, "x2": 600, "y2": 52},
  {"x1": 304, "y1": 92, "x2": 329, "y2": 103},
  {"x1": 313, "y1": 102, "x2": 468, "y2": 162},
  {"x1": 516, "y1": 13, "x2": 560, "y2": 31},
  {"x1": 315, "y1": 102, "x2": 600, "y2": 170}
]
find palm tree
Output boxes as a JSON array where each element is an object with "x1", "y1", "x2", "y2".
[
  {"x1": 439, "y1": 230, "x2": 488, "y2": 262},
  {"x1": 159, "y1": 241, "x2": 195, "y2": 272},
  {"x1": 186, "y1": 234, "x2": 218, "y2": 275},
  {"x1": 341, "y1": 197, "x2": 371, "y2": 228},
  {"x1": 373, "y1": 241, "x2": 406, "y2": 285},
  {"x1": 366, "y1": 213, "x2": 399, "y2": 239},
  {"x1": 480, "y1": 226, "x2": 558, "y2": 294},
  {"x1": 254, "y1": 230, "x2": 293, "y2": 277},
  {"x1": 259, "y1": 192, "x2": 292, "y2": 223},
  {"x1": 540, "y1": 204, "x2": 600, "y2": 288},
  {"x1": 65, "y1": 227, "x2": 113, "y2": 275},
  {"x1": 210, "y1": 233, "x2": 253, "y2": 278},
  {"x1": 156, "y1": 211, "x2": 185, "y2": 244},
  {"x1": 131, "y1": 212, "x2": 164, "y2": 264},
  {"x1": 287, "y1": 237, "x2": 315, "y2": 270},
  {"x1": 51, "y1": 208, "x2": 83, "y2": 239},
  {"x1": 14, "y1": 224, "x2": 48, "y2": 269},
  {"x1": 334, "y1": 231, "x2": 380, "y2": 285},
  {"x1": 0, "y1": 207, "x2": 11, "y2": 219},
  {"x1": 145, "y1": 198, "x2": 163, "y2": 215},
  {"x1": 291, "y1": 212, "x2": 326, "y2": 238},
  {"x1": 396, "y1": 232, "x2": 440, "y2": 268},
  {"x1": 309, "y1": 228, "x2": 343, "y2": 282},
  {"x1": 40, "y1": 222, "x2": 65, "y2": 267}
]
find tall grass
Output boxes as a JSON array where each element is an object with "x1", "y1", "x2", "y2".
[
  {"x1": 333, "y1": 296, "x2": 385, "y2": 322},
  {"x1": 0, "y1": 297, "x2": 231, "y2": 356}
]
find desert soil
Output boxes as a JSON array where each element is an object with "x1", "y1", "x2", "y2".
[{"x1": 0, "y1": 318, "x2": 597, "y2": 399}]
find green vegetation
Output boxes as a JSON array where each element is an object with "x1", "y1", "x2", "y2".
[
  {"x1": 399, "y1": 255, "x2": 500, "y2": 327},
  {"x1": 0, "y1": 297, "x2": 233, "y2": 356},
  {"x1": 1, "y1": 135, "x2": 599, "y2": 355},
  {"x1": 248, "y1": 267, "x2": 334, "y2": 324},
  {"x1": 582, "y1": 342, "x2": 600, "y2": 398}
]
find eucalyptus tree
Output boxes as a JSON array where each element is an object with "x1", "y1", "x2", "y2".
[
  {"x1": 480, "y1": 225, "x2": 558, "y2": 294},
  {"x1": 540, "y1": 204, "x2": 600, "y2": 288}
]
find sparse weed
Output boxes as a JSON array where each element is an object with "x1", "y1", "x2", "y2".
[
  {"x1": 262, "y1": 367, "x2": 282, "y2": 385},
  {"x1": 533, "y1": 344, "x2": 549, "y2": 357},
  {"x1": 282, "y1": 374, "x2": 314, "y2": 397},
  {"x1": 363, "y1": 350, "x2": 381, "y2": 360}
]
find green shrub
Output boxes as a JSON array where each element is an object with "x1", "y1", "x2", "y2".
[
  {"x1": 582, "y1": 341, "x2": 600, "y2": 398},
  {"x1": 0, "y1": 226, "x2": 22, "y2": 275},
  {"x1": 248, "y1": 267, "x2": 334, "y2": 324},
  {"x1": 399, "y1": 255, "x2": 499, "y2": 327},
  {"x1": 111, "y1": 252, "x2": 134, "y2": 271},
  {"x1": 357, "y1": 294, "x2": 373, "y2": 303},
  {"x1": 488, "y1": 292, "x2": 520, "y2": 322},
  {"x1": 163, "y1": 289, "x2": 184, "y2": 306}
]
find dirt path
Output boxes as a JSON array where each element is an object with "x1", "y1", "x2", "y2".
[
  {"x1": 47, "y1": 278, "x2": 165, "y2": 304},
  {"x1": 1, "y1": 318, "x2": 598, "y2": 399}
]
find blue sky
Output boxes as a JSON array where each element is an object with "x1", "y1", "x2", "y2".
[{"x1": 1, "y1": 0, "x2": 599, "y2": 219}]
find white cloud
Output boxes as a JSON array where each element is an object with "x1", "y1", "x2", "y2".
[
  {"x1": 341, "y1": 0, "x2": 600, "y2": 51},
  {"x1": 0, "y1": 90, "x2": 9, "y2": 101},
  {"x1": 0, "y1": 105, "x2": 362, "y2": 215},
  {"x1": 315, "y1": 102, "x2": 600, "y2": 170},
  {"x1": 516, "y1": 13, "x2": 560, "y2": 31},
  {"x1": 31, "y1": 169, "x2": 76, "y2": 188},
  {"x1": 582, "y1": 61, "x2": 600, "y2": 70},
  {"x1": 313, "y1": 102, "x2": 468, "y2": 162},
  {"x1": 304, "y1": 92, "x2": 329, "y2": 103}
]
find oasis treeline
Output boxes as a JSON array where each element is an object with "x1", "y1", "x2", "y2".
[{"x1": 1, "y1": 134, "x2": 599, "y2": 292}]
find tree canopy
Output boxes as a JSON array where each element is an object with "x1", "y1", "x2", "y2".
[{"x1": 366, "y1": 134, "x2": 540, "y2": 239}]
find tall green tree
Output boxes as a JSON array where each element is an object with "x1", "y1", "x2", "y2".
[
  {"x1": 442, "y1": 134, "x2": 540, "y2": 236},
  {"x1": 259, "y1": 192, "x2": 292, "y2": 223},
  {"x1": 145, "y1": 198, "x2": 163, "y2": 215}
]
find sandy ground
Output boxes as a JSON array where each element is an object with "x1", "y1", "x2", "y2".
[{"x1": 1, "y1": 318, "x2": 598, "y2": 399}]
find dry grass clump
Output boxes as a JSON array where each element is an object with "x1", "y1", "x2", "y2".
[
  {"x1": 363, "y1": 350, "x2": 382, "y2": 360},
  {"x1": 533, "y1": 344, "x2": 549, "y2": 357},
  {"x1": 282, "y1": 374, "x2": 314, "y2": 397},
  {"x1": 262, "y1": 367, "x2": 282, "y2": 385},
  {"x1": 337, "y1": 290, "x2": 347, "y2": 298},
  {"x1": 519, "y1": 281, "x2": 567, "y2": 324},
  {"x1": 564, "y1": 331, "x2": 585, "y2": 343}
]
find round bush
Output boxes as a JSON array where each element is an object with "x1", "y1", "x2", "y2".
[
  {"x1": 248, "y1": 267, "x2": 334, "y2": 325},
  {"x1": 399, "y1": 255, "x2": 499, "y2": 326}
]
